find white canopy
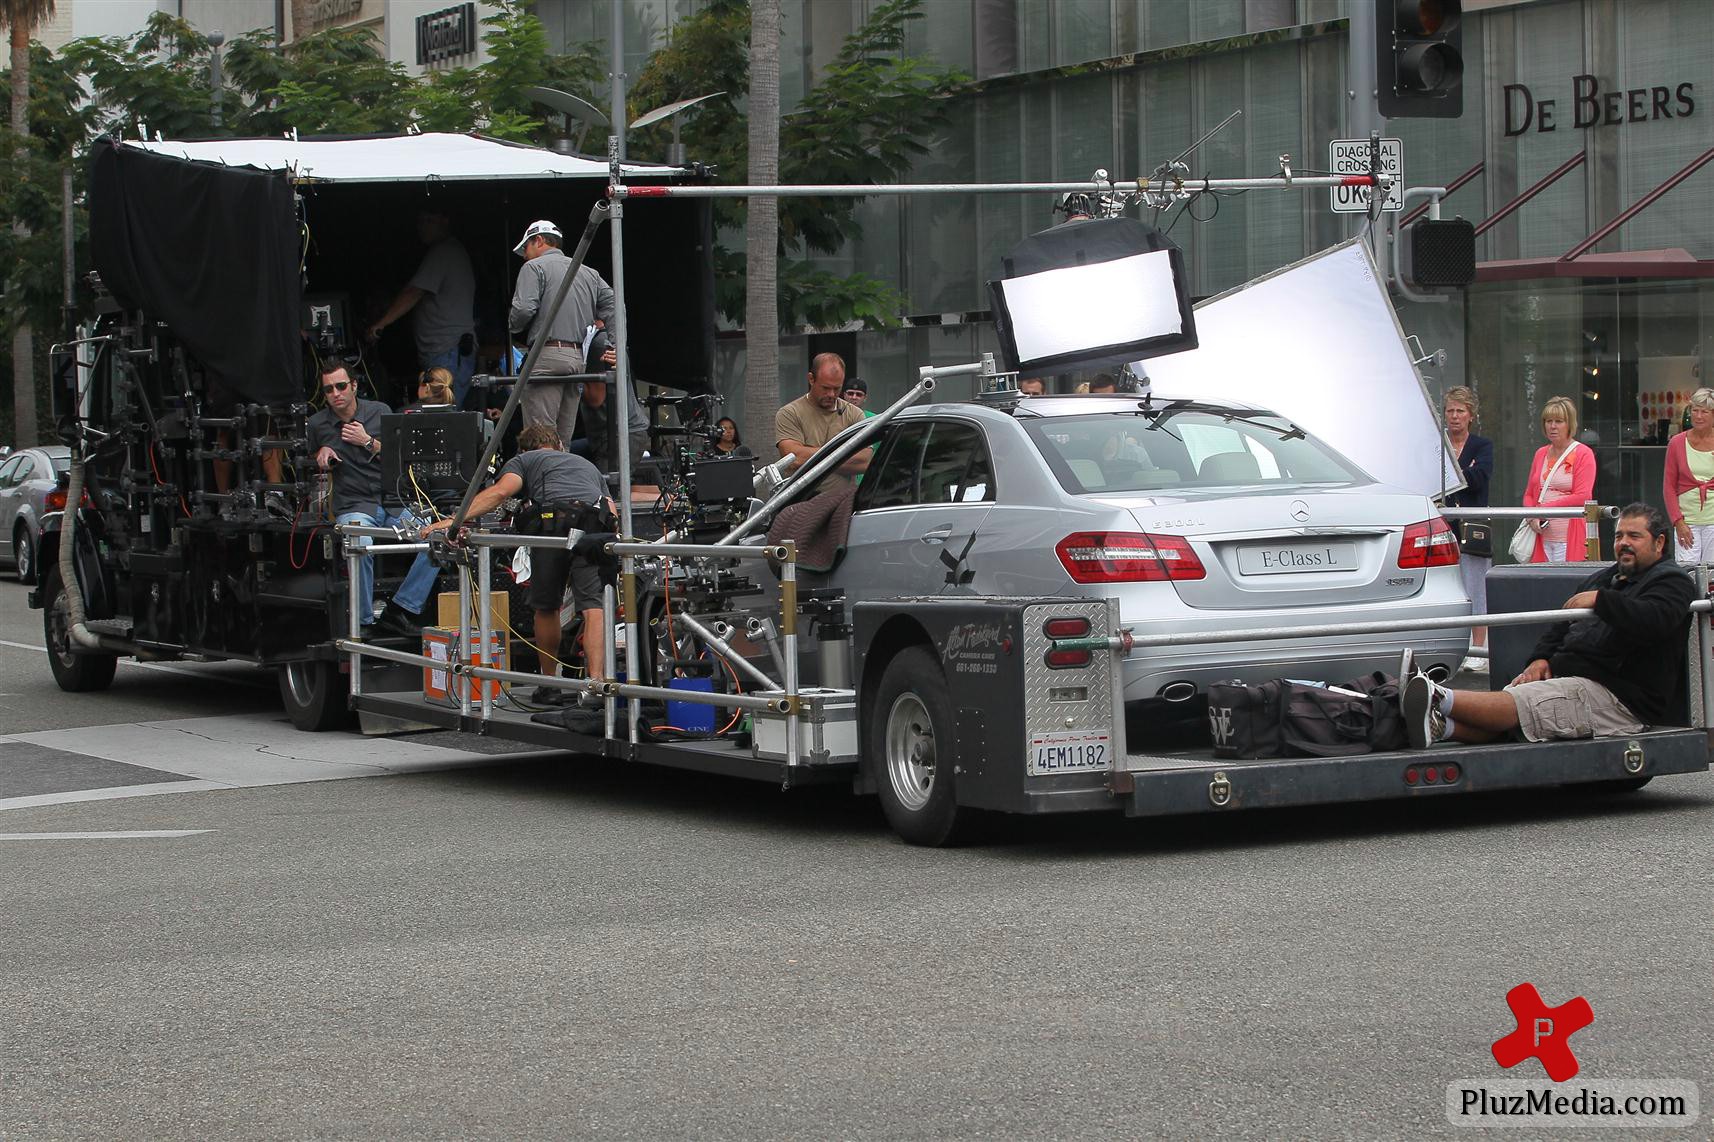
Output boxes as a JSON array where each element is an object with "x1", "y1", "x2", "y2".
[{"x1": 120, "y1": 132, "x2": 678, "y2": 183}]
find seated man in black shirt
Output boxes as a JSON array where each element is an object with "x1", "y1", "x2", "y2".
[
  {"x1": 422, "y1": 422, "x2": 614, "y2": 704},
  {"x1": 1403, "y1": 502, "x2": 1696, "y2": 748}
]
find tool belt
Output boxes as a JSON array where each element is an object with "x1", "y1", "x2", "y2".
[
  {"x1": 518, "y1": 499, "x2": 619, "y2": 582},
  {"x1": 519, "y1": 499, "x2": 608, "y2": 537}
]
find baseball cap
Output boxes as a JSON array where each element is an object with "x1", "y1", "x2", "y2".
[
  {"x1": 512, "y1": 220, "x2": 563, "y2": 256},
  {"x1": 843, "y1": 377, "x2": 867, "y2": 393}
]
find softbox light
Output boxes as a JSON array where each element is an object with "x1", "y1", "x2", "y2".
[{"x1": 988, "y1": 218, "x2": 1197, "y2": 375}]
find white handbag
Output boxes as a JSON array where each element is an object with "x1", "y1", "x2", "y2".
[{"x1": 1512, "y1": 443, "x2": 1578, "y2": 563}]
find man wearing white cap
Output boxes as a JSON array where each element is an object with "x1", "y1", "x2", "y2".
[{"x1": 509, "y1": 220, "x2": 617, "y2": 444}]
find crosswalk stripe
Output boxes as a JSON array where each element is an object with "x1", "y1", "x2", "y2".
[{"x1": 0, "y1": 830, "x2": 212, "y2": 839}]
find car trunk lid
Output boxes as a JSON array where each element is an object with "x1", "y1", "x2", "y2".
[{"x1": 1099, "y1": 485, "x2": 1438, "y2": 609}]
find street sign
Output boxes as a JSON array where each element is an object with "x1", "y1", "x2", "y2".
[{"x1": 1329, "y1": 137, "x2": 1402, "y2": 213}]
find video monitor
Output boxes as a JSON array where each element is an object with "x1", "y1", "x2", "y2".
[{"x1": 380, "y1": 412, "x2": 486, "y2": 502}]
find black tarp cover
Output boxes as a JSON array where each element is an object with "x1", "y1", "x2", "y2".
[{"x1": 90, "y1": 136, "x2": 302, "y2": 404}]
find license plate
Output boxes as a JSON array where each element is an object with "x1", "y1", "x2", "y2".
[
  {"x1": 1236, "y1": 541, "x2": 1359, "y2": 576},
  {"x1": 1028, "y1": 731, "x2": 1111, "y2": 776}
]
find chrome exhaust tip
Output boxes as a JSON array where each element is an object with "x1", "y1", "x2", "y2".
[
  {"x1": 1157, "y1": 680, "x2": 1198, "y2": 703},
  {"x1": 1425, "y1": 663, "x2": 1451, "y2": 682}
]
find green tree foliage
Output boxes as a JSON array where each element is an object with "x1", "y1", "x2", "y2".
[
  {"x1": 630, "y1": 0, "x2": 966, "y2": 329},
  {"x1": 62, "y1": 13, "x2": 220, "y2": 139}
]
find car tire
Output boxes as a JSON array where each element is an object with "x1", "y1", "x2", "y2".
[
  {"x1": 42, "y1": 568, "x2": 118, "y2": 693},
  {"x1": 278, "y1": 660, "x2": 353, "y2": 732},
  {"x1": 869, "y1": 646, "x2": 971, "y2": 846},
  {"x1": 14, "y1": 525, "x2": 37, "y2": 585}
]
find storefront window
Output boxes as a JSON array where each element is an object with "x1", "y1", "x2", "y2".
[{"x1": 1467, "y1": 277, "x2": 1714, "y2": 537}]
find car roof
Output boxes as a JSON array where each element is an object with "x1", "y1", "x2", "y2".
[{"x1": 896, "y1": 393, "x2": 1283, "y2": 423}]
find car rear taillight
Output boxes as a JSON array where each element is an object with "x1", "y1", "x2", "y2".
[
  {"x1": 1055, "y1": 531, "x2": 1206, "y2": 583},
  {"x1": 1397, "y1": 517, "x2": 1461, "y2": 569},
  {"x1": 44, "y1": 488, "x2": 90, "y2": 512}
]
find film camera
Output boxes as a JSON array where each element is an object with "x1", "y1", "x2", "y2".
[{"x1": 647, "y1": 391, "x2": 756, "y2": 540}]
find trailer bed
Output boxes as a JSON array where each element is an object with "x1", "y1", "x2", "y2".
[
  {"x1": 353, "y1": 690, "x2": 858, "y2": 789},
  {"x1": 1114, "y1": 729, "x2": 1709, "y2": 816}
]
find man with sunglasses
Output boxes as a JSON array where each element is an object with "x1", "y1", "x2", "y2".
[{"x1": 309, "y1": 364, "x2": 438, "y2": 637}]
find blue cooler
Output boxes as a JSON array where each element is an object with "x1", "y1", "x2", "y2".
[{"x1": 667, "y1": 676, "x2": 718, "y2": 732}]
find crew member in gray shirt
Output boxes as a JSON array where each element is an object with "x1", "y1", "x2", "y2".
[
  {"x1": 423, "y1": 422, "x2": 614, "y2": 703},
  {"x1": 508, "y1": 220, "x2": 617, "y2": 447},
  {"x1": 367, "y1": 210, "x2": 477, "y2": 406}
]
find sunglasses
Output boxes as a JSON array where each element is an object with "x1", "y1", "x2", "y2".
[{"x1": 321, "y1": 381, "x2": 351, "y2": 394}]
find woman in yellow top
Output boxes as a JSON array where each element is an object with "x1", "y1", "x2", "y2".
[{"x1": 1664, "y1": 387, "x2": 1714, "y2": 564}]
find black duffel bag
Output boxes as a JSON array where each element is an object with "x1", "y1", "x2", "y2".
[
  {"x1": 1207, "y1": 679, "x2": 1286, "y2": 759},
  {"x1": 1208, "y1": 673, "x2": 1408, "y2": 759}
]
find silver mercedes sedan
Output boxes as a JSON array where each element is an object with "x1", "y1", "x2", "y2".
[{"x1": 820, "y1": 394, "x2": 1470, "y2": 715}]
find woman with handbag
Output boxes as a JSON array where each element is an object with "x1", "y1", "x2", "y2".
[
  {"x1": 1663, "y1": 387, "x2": 1714, "y2": 565},
  {"x1": 1443, "y1": 386, "x2": 1493, "y2": 674},
  {"x1": 1518, "y1": 395, "x2": 1596, "y2": 563}
]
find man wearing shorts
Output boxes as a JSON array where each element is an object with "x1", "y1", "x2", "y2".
[
  {"x1": 1403, "y1": 502, "x2": 1695, "y2": 748},
  {"x1": 421, "y1": 423, "x2": 613, "y2": 704}
]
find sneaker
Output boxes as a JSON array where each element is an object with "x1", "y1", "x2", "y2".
[
  {"x1": 530, "y1": 684, "x2": 574, "y2": 706},
  {"x1": 1459, "y1": 655, "x2": 1489, "y2": 675},
  {"x1": 264, "y1": 491, "x2": 293, "y2": 520},
  {"x1": 1402, "y1": 671, "x2": 1449, "y2": 750}
]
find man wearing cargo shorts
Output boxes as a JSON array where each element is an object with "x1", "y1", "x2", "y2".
[
  {"x1": 1403, "y1": 503, "x2": 1695, "y2": 747},
  {"x1": 421, "y1": 423, "x2": 613, "y2": 706}
]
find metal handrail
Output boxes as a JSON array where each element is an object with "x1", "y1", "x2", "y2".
[
  {"x1": 1439, "y1": 504, "x2": 1615, "y2": 520},
  {"x1": 1108, "y1": 598, "x2": 1714, "y2": 653}
]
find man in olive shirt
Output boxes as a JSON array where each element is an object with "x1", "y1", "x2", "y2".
[
  {"x1": 775, "y1": 352, "x2": 870, "y2": 496},
  {"x1": 309, "y1": 364, "x2": 437, "y2": 636}
]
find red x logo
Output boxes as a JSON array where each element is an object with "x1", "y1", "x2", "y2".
[{"x1": 1491, "y1": 982, "x2": 1593, "y2": 1082}]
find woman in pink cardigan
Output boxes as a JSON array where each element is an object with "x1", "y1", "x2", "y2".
[{"x1": 1520, "y1": 395, "x2": 1597, "y2": 562}]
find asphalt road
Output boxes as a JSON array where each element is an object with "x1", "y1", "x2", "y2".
[{"x1": 0, "y1": 574, "x2": 1709, "y2": 1139}]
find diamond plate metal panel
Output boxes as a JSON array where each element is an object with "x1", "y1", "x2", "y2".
[{"x1": 1022, "y1": 600, "x2": 1119, "y2": 770}]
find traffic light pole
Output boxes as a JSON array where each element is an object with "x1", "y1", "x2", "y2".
[{"x1": 1347, "y1": 1, "x2": 1386, "y2": 248}]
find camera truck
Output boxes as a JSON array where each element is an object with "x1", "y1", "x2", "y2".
[{"x1": 37, "y1": 135, "x2": 1711, "y2": 845}]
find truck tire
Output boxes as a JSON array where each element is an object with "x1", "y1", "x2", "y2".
[
  {"x1": 869, "y1": 646, "x2": 970, "y2": 846},
  {"x1": 14, "y1": 524, "x2": 37, "y2": 585},
  {"x1": 42, "y1": 568, "x2": 118, "y2": 693},
  {"x1": 278, "y1": 660, "x2": 352, "y2": 732}
]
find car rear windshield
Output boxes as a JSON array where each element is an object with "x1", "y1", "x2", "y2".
[
  {"x1": 1021, "y1": 408, "x2": 1364, "y2": 495},
  {"x1": 50, "y1": 454, "x2": 71, "y2": 474}
]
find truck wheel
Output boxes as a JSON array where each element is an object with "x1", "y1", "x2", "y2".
[
  {"x1": 869, "y1": 647, "x2": 970, "y2": 846},
  {"x1": 278, "y1": 660, "x2": 352, "y2": 732},
  {"x1": 42, "y1": 569, "x2": 118, "y2": 692},
  {"x1": 14, "y1": 525, "x2": 37, "y2": 585}
]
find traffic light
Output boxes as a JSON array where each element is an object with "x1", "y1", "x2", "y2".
[{"x1": 1375, "y1": 0, "x2": 1464, "y2": 119}]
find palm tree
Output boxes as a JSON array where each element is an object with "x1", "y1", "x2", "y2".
[
  {"x1": 5, "y1": 0, "x2": 56, "y2": 446},
  {"x1": 742, "y1": 0, "x2": 780, "y2": 454}
]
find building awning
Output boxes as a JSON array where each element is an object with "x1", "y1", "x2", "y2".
[
  {"x1": 1475, "y1": 248, "x2": 1714, "y2": 283},
  {"x1": 118, "y1": 132, "x2": 678, "y2": 183}
]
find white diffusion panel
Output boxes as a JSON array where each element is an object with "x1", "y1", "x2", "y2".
[{"x1": 1141, "y1": 240, "x2": 1459, "y2": 500}]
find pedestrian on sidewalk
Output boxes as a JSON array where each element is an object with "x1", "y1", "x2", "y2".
[
  {"x1": 1664, "y1": 387, "x2": 1714, "y2": 565},
  {"x1": 1520, "y1": 395, "x2": 1596, "y2": 563},
  {"x1": 1443, "y1": 386, "x2": 1493, "y2": 673}
]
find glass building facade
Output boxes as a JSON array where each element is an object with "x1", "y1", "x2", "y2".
[{"x1": 538, "y1": 0, "x2": 1714, "y2": 518}]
